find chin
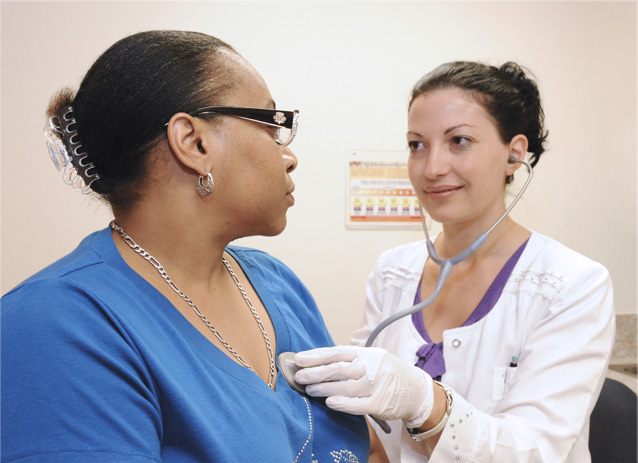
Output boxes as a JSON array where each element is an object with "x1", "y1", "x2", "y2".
[
  {"x1": 261, "y1": 218, "x2": 288, "y2": 237},
  {"x1": 423, "y1": 204, "x2": 464, "y2": 225}
]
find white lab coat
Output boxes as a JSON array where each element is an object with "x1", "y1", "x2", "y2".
[{"x1": 352, "y1": 232, "x2": 615, "y2": 463}]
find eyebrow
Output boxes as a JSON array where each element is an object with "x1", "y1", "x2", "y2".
[
  {"x1": 407, "y1": 123, "x2": 476, "y2": 138},
  {"x1": 444, "y1": 124, "x2": 474, "y2": 134}
]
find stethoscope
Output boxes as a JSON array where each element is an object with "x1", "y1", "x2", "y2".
[{"x1": 278, "y1": 156, "x2": 533, "y2": 434}]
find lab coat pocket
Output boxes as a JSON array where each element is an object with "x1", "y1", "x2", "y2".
[{"x1": 492, "y1": 366, "x2": 518, "y2": 402}]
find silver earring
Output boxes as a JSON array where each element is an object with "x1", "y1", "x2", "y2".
[{"x1": 196, "y1": 173, "x2": 214, "y2": 196}]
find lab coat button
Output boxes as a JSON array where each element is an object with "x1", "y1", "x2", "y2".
[{"x1": 452, "y1": 338, "x2": 462, "y2": 348}]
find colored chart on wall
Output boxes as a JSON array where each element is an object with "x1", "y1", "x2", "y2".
[{"x1": 346, "y1": 158, "x2": 421, "y2": 229}]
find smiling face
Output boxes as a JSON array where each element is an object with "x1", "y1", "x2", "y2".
[
  {"x1": 407, "y1": 88, "x2": 518, "y2": 231},
  {"x1": 210, "y1": 53, "x2": 298, "y2": 238}
]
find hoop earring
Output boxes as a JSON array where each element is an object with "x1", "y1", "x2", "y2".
[{"x1": 196, "y1": 172, "x2": 214, "y2": 196}]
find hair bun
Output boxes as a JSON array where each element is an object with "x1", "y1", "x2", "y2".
[{"x1": 498, "y1": 62, "x2": 548, "y2": 167}]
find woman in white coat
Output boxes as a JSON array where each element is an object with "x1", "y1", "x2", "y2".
[{"x1": 293, "y1": 61, "x2": 615, "y2": 462}]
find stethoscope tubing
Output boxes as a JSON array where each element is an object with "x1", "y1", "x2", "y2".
[
  {"x1": 365, "y1": 158, "x2": 533, "y2": 348},
  {"x1": 278, "y1": 159, "x2": 532, "y2": 436},
  {"x1": 365, "y1": 232, "x2": 488, "y2": 347},
  {"x1": 362, "y1": 158, "x2": 531, "y2": 434}
]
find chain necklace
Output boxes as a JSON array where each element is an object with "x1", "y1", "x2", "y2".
[{"x1": 111, "y1": 221, "x2": 276, "y2": 389}]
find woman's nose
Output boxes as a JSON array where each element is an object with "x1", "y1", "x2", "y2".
[
  {"x1": 423, "y1": 145, "x2": 449, "y2": 179},
  {"x1": 283, "y1": 147, "x2": 298, "y2": 173}
]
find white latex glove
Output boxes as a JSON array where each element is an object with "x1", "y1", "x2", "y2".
[{"x1": 294, "y1": 345, "x2": 434, "y2": 428}]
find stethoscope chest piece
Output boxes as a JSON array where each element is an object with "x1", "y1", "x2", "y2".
[
  {"x1": 278, "y1": 351, "x2": 307, "y2": 394},
  {"x1": 277, "y1": 351, "x2": 393, "y2": 434}
]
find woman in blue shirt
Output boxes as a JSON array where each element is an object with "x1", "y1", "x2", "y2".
[{"x1": 1, "y1": 30, "x2": 385, "y2": 463}]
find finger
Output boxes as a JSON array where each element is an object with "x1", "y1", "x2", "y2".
[
  {"x1": 294, "y1": 346, "x2": 360, "y2": 367},
  {"x1": 295, "y1": 361, "x2": 365, "y2": 384},
  {"x1": 305, "y1": 378, "x2": 373, "y2": 398},
  {"x1": 324, "y1": 396, "x2": 375, "y2": 416}
]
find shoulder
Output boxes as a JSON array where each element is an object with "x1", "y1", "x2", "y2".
[
  {"x1": 3, "y1": 227, "x2": 112, "y2": 299},
  {"x1": 523, "y1": 232, "x2": 610, "y2": 281},
  {"x1": 511, "y1": 231, "x2": 614, "y2": 318},
  {"x1": 376, "y1": 239, "x2": 428, "y2": 268},
  {"x1": 1, "y1": 240, "x2": 140, "y2": 379},
  {"x1": 2, "y1": 226, "x2": 142, "y2": 331},
  {"x1": 370, "y1": 240, "x2": 428, "y2": 285}
]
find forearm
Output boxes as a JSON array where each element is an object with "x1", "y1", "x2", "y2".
[{"x1": 368, "y1": 421, "x2": 390, "y2": 462}]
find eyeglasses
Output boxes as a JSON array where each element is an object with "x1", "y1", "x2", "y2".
[{"x1": 187, "y1": 106, "x2": 299, "y2": 146}]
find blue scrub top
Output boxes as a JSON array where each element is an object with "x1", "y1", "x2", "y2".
[{"x1": 2, "y1": 227, "x2": 370, "y2": 462}]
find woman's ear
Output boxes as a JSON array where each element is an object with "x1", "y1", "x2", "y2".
[
  {"x1": 505, "y1": 134, "x2": 529, "y2": 175},
  {"x1": 166, "y1": 113, "x2": 217, "y2": 175}
]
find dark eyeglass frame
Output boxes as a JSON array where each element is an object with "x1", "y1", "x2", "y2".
[{"x1": 186, "y1": 106, "x2": 299, "y2": 146}]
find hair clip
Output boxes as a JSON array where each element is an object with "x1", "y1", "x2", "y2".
[{"x1": 44, "y1": 106, "x2": 100, "y2": 194}]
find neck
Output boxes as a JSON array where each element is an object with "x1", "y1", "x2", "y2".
[
  {"x1": 112, "y1": 206, "x2": 232, "y2": 289},
  {"x1": 435, "y1": 215, "x2": 525, "y2": 262}
]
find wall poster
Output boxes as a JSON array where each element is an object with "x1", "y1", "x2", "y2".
[{"x1": 346, "y1": 153, "x2": 422, "y2": 229}]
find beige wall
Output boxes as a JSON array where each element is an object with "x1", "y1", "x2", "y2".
[{"x1": 1, "y1": 1, "x2": 636, "y2": 345}]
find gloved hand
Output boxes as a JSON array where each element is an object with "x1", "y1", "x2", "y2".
[{"x1": 294, "y1": 345, "x2": 434, "y2": 428}]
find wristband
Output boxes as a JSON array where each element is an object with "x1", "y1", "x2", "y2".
[{"x1": 407, "y1": 381, "x2": 454, "y2": 441}]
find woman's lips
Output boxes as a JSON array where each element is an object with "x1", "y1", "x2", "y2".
[
  {"x1": 286, "y1": 186, "x2": 295, "y2": 205},
  {"x1": 425, "y1": 185, "x2": 462, "y2": 200}
]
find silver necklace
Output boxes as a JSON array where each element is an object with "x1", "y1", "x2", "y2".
[{"x1": 111, "y1": 221, "x2": 276, "y2": 389}]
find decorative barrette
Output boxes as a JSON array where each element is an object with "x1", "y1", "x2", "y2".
[{"x1": 44, "y1": 106, "x2": 100, "y2": 194}]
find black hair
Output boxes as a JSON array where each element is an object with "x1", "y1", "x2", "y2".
[
  {"x1": 46, "y1": 30, "x2": 238, "y2": 212},
  {"x1": 410, "y1": 61, "x2": 548, "y2": 180}
]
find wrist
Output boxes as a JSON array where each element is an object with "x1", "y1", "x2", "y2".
[
  {"x1": 407, "y1": 381, "x2": 454, "y2": 441},
  {"x1": 423, "y1": 382, "x2": 449, "y2": 428},
  {"x1": 402, "y1": 368, "x2": 435, "y2": 428}
]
